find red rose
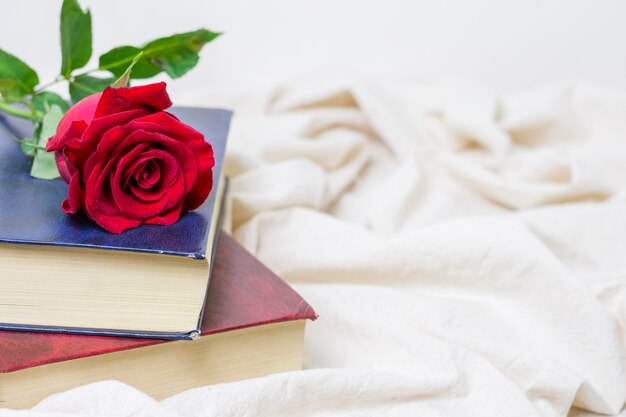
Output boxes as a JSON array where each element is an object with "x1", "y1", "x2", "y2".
[{"x1": 46, "y1": 82, "x2": 215, "y2": 234}]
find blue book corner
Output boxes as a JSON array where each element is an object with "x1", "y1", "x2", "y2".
[{"x1": 0, "y1": 107, "x2": 231, "y2": 259}]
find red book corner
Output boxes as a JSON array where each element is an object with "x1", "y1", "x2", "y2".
[{"x1": 0, "y1": 233, "x2": 317, "y2": 373}]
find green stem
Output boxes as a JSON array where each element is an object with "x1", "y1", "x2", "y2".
[
  {"x1": 33, "y1": 68, "x2": 105, "y2": 95},
  {"x1": 0, "y1": 101, "x2": 43, "y2": 121},
  {"x1": 33, "y1": 75, "x2": 67, "y2": 94},
  {"x1": 71, "y1": 67, "x2": 100, "y2": 79},
  {"x1": 9, "y1": 135, "x2": 46, "y2": 150}
]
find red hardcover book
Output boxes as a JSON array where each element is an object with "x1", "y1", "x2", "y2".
[{"x1": 0, "y1": 233, "x2": 317, "y2": 409}]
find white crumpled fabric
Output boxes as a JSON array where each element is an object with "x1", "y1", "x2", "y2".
[{"x1": 2, "y1": 80, "x2": 626, "y2": 417}]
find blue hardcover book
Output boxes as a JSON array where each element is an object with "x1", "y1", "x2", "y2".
[{"x1": 0, "y1": 107, "x2": 231, "y2": 340}]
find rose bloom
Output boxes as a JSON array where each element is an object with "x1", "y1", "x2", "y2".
[{"x1": 46, "y1": 82, "x2": 215, "y2": 234}]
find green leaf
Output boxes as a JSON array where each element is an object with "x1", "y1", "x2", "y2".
[
  {"x1": 19, "y1": 133, "x2": 40, "y2": 157},
  {"x1": 21, "y1": 121, "x2": 43, "y2": 156},
  {"x1": 99, "y1": 29, "x2": 220, "y2": 79},
  {"x1": 110, "y1": 51, "x2": 144, "y2": 88},
  {"x1": 60, "y1": 0, "x2": 92, "y2": 78},
  {"x1": 69, "y1": 75, "x2": 114, "y2": 103},
  {"x1": 99, "y1": 46, "x2": 161, "y2": 79},
  {"x1": 0, "y1": 79, "x2": 22, "y2": 102},
  {"x1": 0, "y1": 48, "x2": 39, "y2": 96},
  {"x1": 31, "y1": 105, "x2": 63, "y2": 179},
  {"x1": 20, "y1": 138, "x2": 38, "y2": 156},
  {"x1": 32, "y1": 92, "x2": 70, "y2": 113},
  {"x1": 7, "y1": 123, "x2": 41, "y2": 157}
]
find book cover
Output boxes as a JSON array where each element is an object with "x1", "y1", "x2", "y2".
[
  {"x1": 0, "y1": 233, "x2": 317, "y2": 373},
  {"x1": 0, "y1": 106, "x2": 231, "y2": 259}
]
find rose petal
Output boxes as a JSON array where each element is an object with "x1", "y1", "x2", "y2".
[
  {"x1": 61, "y1": 173, "x2": 84, "y2": 214},
  {"x1": 104, "y1": 128, "x2": 198, "y2": 195},
  {"x1": 82, "y1": 148, "x2": 123, "y2": 218},
  {"x1": 95, "y1": 82, "x2": 172, "y2": 118},
  {"x1": 65, "y1": 110, "x2": 145, "y2": 172},
  {"x1": 135, "y1": 159, "x2": 160, "y2": 189},
  {"x1": 183, "y1": 143, "x2": 214, "y2": 211},
  {"x1": 126, "y1": 112, "x2": 215, "y2": 210},
  {"x1": 84, "y1": 155, "x2": 142, "y2": 233},
  {"x1": 47, "y1": 120, "x2": 88, "y2": 152},
  {"x1": 128, "y1": 112, "x2": 205, "y2": 147},
  {"x1": 117, "y1": 145, "x2": 153, "y2": 190},
  {"x1": 48, "y1": 93, "x2": 100, "y2": 152},
  {"x1": 55, "y1": 150, "x2": 72, "y2": 184},
  {"x1": 112, "y1": 150, "x2": 184, "y2": 219},
  {"x1": 125, "y1": 158, "x2": 161, "y2": 192},
  {"x1": 143, "y1": 200, "x2": 184, "y2": 226}
]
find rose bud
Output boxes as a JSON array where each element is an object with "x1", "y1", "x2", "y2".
[{"x1": 46, "y1": 82, "x2": 215, "y2": 234}]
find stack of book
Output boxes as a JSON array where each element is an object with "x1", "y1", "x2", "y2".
[{"x1": 0, "y1": 108, "x2": 316, "y2": 409}]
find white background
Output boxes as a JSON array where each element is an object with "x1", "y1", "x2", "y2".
[{"x1": 1, "y1": 0, "x2": 625, "y2": 100}]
